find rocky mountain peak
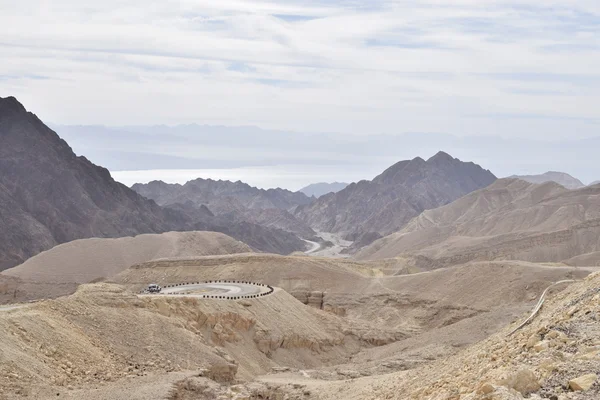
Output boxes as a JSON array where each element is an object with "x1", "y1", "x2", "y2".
[
  {"x1": 427, "y1": 151, "x2": 455, "y2": 164},
  {"x1": 0, "y1": 96, "x2": 26, "y2": 112},
  {"x1": 0, "y1": 96, "x2": 28, "y2": 122},
  {"x1": 296, "y1": 152, "x2": 497, "y2": 242}
]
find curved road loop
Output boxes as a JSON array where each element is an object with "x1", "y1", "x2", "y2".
[{"x1": 141, "y1": 281, "x2": 275, "y2": 300}]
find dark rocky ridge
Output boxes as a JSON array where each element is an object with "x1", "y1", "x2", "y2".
[
  {"x1": 132, "y1": 178, "x2": 316, "y2": 238},
  {"x1": 295, "y1": 151, "x2": 497, "y2": 244},
  {"x1": 0, "y1": 97, "x2": 306, "y2": 270},
  {"x1": 132, "y1": 179, "x2": 313, "y2": 212}
]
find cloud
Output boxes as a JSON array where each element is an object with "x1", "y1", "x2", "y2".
[{"x1": 0, "y1": 0, "x2": 598, "y2": 140}]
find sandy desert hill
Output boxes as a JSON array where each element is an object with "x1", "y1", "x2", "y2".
[
  {"x1": 358, "y1": 179, "x2": 600, "y2": 266},
  {"x1": 1, "y1": 231, "x2": 251, "y2": 284}
]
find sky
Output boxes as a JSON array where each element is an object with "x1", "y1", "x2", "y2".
[
  {"x1": 55, "y1": 125, "x2": 600, "y2": 189},
  {"x1": 1, "y1": 1, "x2": 599, "y2": 188}
]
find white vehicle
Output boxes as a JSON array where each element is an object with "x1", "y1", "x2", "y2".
[{"x1": 147, "y1": 284, "x2": 162, "y2": 293}]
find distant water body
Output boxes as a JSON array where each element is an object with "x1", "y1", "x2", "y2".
[{"x1": 111, "y1": 164, "x2": 385, "y2": 191}]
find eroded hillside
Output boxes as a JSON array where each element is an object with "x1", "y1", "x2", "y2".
[{"x1": 358, "y1": 179, "x2": 600, "y2": 266}]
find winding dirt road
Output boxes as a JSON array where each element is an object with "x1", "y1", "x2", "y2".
[
  {"x1": 304, "y1": 239, "x2": 321, "y2": 254},
  {"x1": 0, "y1": 303, "x2": 29, "y2": 312}
]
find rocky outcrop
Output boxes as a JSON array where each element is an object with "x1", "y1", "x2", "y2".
[
  {"x1": 307, "y1": 291, "x2": 324, "y2": 309},
  {"x1": 199, "y1": 362, "x2": 238, "y2": 383},
  {"x1": 290, "y1": 290, "x2": 324, "y2": 309}
]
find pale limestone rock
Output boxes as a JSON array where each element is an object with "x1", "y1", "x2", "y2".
[
  {"x1": 527, "y1": 334, "x2": 541, "y2": 349},
  {"x1": 568, "y1": 373, "x2": 597, "y2": 391},
  {"x1": 202, "y1": 362, "x2": 238, "y2": 383},
  {"x1": 533, "y1": 341, "x2": 550, "y2": 352},
  {"x1": 488, "y1": 386, "x2": 525, "y2": 400},
  {"x1": 546, "y1": 330, "x2": 568, "y2": 343},
  {"x1": 477, "y1": 382, "x2": 496, "y2": 394},
  {"x1": 500, "y1": 369, "x2": 541, "y2": 395}
]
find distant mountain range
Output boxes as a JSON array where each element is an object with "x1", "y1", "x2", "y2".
[
  {"x1": 298, "y1": 182, "x2": 348, "y2": 198},
  {"x1": 295, "y1": 151, "x2": 497, "y2": 247},
  {"x1": 0, "y1": 97, "x2": 307, "y2": 270},
  {"x1": 509, "y1": 171, "x2": 585, "y2": 189},
  {"x1": 131, "y1": 179, "x2": 316, "y2": 239},
  {"x1": 590, "y1": 181, "x2": 600, "y2": 186},
  {"x1": 132, "y1": 179, "x2": 312, "y2": 212}
]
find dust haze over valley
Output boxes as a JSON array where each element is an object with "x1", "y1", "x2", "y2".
[{"x1": 2, "y1": 1, "x2": 600, "y2": 399}]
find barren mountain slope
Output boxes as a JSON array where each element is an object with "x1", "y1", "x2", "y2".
[
  {"x1": 132, "y1": 179, "x2": 316, "y2": 239},
  {"x1": 510, "y1": 171, "x2": 585, "y2": 189},
  {"x1": 310, "y1": 271, "x2": 600, "y2": 400},
  {"x1": 2, "y1": 231, "x2": 251, "y2": 284},
  {"x1": 226, "y1": 208, "x2": 317, "y2": 238},
  {"x1": 165, "y1": 202, "x2": 308, "y2": 254},
  {"x1": 295, "y1": 152, "x2": 496, "y2": 241},
  {"x1": 0, "y1": 96, "x2": 182, "y2": 270},
  {"x1": 564, "y1": 251, "x2": 600, "y2": 267},
  {"x1": 358, "y1": 179, "x2": 600, "y2": 264}
]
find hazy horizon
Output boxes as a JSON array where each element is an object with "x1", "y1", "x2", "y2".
[{"x1": 49, "y1": 123, "x2": 599, "y2": 190}]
